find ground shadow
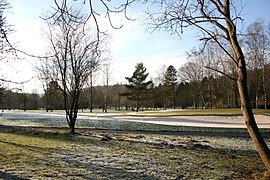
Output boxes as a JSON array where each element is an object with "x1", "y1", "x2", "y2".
[
  {"x1": 0, "y1": 171, "x2": 26, "y2": 180},
  {"x1": 0, "y1": 124, "x2": 265, "y2": 179}
]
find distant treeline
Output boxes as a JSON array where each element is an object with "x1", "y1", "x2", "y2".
[{"x1": 1, "y1": 63, "x2": 270, "y2": 111}]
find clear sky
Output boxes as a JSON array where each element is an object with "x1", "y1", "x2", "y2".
[{"x1": 2, "y1": 0, "x2": 270, "y2": 93}]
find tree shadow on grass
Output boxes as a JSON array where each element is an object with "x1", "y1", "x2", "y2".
[
  {"x1": 0, "y1": 124, "x2": 267, "y2": 155},
  {"x1": 0, "y1": 171, "x2": 26, "y2": 180}
]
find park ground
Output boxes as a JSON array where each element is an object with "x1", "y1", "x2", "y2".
[{"x1": 0, "y1": 109, "x2": 270, "y2": 179}]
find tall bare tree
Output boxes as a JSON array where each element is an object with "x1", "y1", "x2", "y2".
[
  {"x1": 0, "y1": 0, "x2": 19, "y2": 86},
  {"x1": 179, "y1": 56, "x2": 205, "y2": 108},
  {"x1": 0, "y1": 0, "x2": 12, "y2": 56},
  {"x1": 40, "y1": 8, "x2": 104, "y2": 133},
  {"x1": 154, "y1": 64, "x2": 167, "y2": 85},
  {"x1": 147, "y1": 0, "x2": 270, "y2": 170},
  {"x1": 101, "y1": 58, "x2": 112, "y2": 112},
  {"x1": 245, "y1": 19, "x2": 269, "y2": 109}
]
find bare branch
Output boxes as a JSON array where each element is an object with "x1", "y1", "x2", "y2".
[
  {"x1": 205, "y1": 66, "x2": 236, "y2": 81},
  {"x1": 43, "y1": 0, "x2": 141, "y2": 45},
  {"x1": 0, "y1": 77, "x2": 34, "y2": 85}
]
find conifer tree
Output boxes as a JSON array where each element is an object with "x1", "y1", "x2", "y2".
[
  {"x1": 163, "y1": 65, "x2": 178, "y2": 109},
  {"x1": 124, "y1": 63, "x2": 153, "y2": 111}
]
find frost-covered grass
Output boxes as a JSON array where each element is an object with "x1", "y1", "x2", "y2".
[
  {"x1": 0, "y1": 125, "x2": 267, "y2": 179},
  {"x1": 0, "y1": 111, "x2": 270, "y2": 179},
  {"x1": 1, "y1": 111, "x2": 270, "y2": 135}
]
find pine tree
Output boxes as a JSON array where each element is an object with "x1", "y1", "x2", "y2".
[
  {"x1": 163, "y1": 65, "x2": 178, "y2": 109},
  {"x1": 124, "y1": 63, "x2": 153, "y2": 112}
]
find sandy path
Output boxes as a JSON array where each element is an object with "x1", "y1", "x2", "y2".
[{"x1": 118, "y1": 115, "x2": 270, "y2": 128}]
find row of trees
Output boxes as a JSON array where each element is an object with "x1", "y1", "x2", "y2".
[
  {"x1": 2, "y1": 53, "x2": 270, "y2": 114},
  {"x1": 0, "y1": 64, "x2": 181, "y2": 112}
]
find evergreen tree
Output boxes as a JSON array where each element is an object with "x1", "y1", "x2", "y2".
[
  {"x1": 163, "y1": 65, "x2": 178, "y2": 109},
  {"x1": 124, "y1": 63, "x2": 153, "y2": 112},
  {"x1": 44, "y1": 81, "x2": 63, "y2": 111}
]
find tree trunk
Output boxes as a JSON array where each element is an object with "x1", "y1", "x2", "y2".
[
  {"x1": 69, "y1": 123, "x2": 75, "y2": 134},
  {"x1": 263, "y1": 66, "x2": 267, "y2": 109},
  {"x1": 172, "y1": 85, "x2": 176, "y2": 110},
  {"x1": 69, "y1": 115, "x2": 76, "y2": 134},
  {"x1": 226, "y1": 6, "x2": 270, "y2": 168},
  {"x1": 234, "y1": 81, "x2": 239, "y2": 108},
  {"x1": 136, "y1": 101, "x2": 139, "y2": 112},
  {"x1": 234, "y1": 45, "x2": 270, "y2": 170},
  {"x1": 237, "y1": 71, "x2": 270, "y2": 170},
  {"x1": 67, "y1": 109, "x2": 77, "y2": 134}
]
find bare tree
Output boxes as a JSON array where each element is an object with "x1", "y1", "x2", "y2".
[
  {"x1": 86, "y1": 58, "x2": 101, "y2": 113},
  {"x1": 154, "y1": 64, "x2": 167, "y2": 85},
  {"x1": 37, "y1": 57, "x2": 55, "y2": 112},
  {"x1": 101, "y1": 58, "x2": 112, "y2": 112},
  {"x1": 0, "y1": 0, "x2": 20, "y2": 86},
  {"x1": 179, "y1": 56, "x2": 205, "y2": 108},
  {"x1": 245, "y1": 19, "x2": 269, "y2": 109},
  {"x1": 40, "y1": 8, "x2": 104, "y2": 133},
  {"x1": 147, "y1": 0, "x2": 270, "y2": 170},
  {"x1": 19, "y1": 83, "x2": 27, "y2": 112},
  {"x1": 0, "y1": 0, "x2": 13, "y2": 56}
]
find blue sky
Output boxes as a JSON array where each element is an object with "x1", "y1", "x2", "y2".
[{"x1": 2, "y1": 0, "x2": 270, "y2": 92}]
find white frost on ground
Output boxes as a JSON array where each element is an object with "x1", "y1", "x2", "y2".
[{"x1": 1, "y1": 111, "x2": 270, "y2": 129}]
